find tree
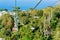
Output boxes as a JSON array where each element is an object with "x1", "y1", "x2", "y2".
[
  {"x1": 1, "y1": 14, "x2": 13, "y2": 29},
  {"x1": 12, "y1": 6, "x2": 20, "y2": 12}
]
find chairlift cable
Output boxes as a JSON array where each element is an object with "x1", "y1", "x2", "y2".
[
  {"x1": 45, "y1": 0, "x2": 59, "y2": 6},
  {"x1": 33, "y1": 0, "x2": 42, "y2": 9}
]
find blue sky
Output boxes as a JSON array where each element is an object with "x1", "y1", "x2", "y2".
[{"x1": 0, "y1": 0, "x2": 60, "y2": 10}]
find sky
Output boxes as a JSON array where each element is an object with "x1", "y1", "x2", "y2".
[{"x1": 0, "y1": 0, "x2": 60, "y2": 10}]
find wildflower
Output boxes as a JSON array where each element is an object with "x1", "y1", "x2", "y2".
[
  {"x1": 31, "y1": 27, "x2": 35, "y2": 30},
  {"x1": 34, "y1": 16, "x2": 39, "y2": 18}
]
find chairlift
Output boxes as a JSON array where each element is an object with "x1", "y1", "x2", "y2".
[{"x1": 12, "y1": 23, "x2": 18, "y2": 32}]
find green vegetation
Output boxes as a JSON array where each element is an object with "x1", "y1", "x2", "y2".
[{"x1": 0, "y1": 4, "x2": 60, "y2": 40}]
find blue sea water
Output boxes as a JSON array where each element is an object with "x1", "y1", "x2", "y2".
[{"x1": 0, "y1": 0, "x2": 59, "y2": 10}]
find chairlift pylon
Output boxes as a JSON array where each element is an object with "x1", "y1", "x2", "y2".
[{"x1": 12, "y1": 0, "x2": 20, "y2": 32}]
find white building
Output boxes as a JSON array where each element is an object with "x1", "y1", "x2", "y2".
[
  {"x1": 9, "y1": 12, "x2": 16, "y2": 15},
  {"x1": 0, "y1": 12, "x2": 2, "y2": 17},
  {"x1": 0, "y1": 11, "x2": 8, "y2": 17}
]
